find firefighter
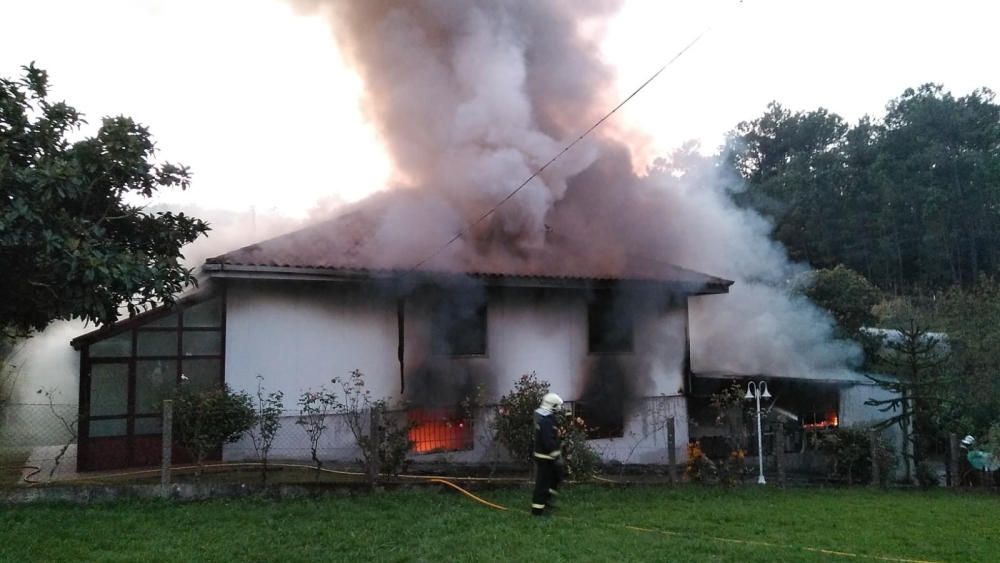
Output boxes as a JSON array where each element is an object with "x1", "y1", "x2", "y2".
[{"x1": 532, "y1": 392, "x2": 564, "y2": 516}]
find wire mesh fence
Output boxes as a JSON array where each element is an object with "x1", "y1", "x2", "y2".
[
  {"x1": 4, "y1": 395, "x2": 980, "y2": 490},
  {"x1": 0, "y1": 403, "x2": 78, "y2": 485}
]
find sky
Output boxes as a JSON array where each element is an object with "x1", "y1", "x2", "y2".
[{"x1": 2, "y1": 0, "x2": 999, "y2": 218}]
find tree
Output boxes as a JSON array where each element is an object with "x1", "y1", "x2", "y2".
[
  {"x1": 875, "y1": 85, "x2": 1000, "y2": 289},
  {"x1": 726, "y1": 102, "x2": 851, "y2": 267},
  {"x1": 0, "y1": 64, "x2": 209, "y2": 336},
  {"x1": 866, "y1": 320, "x2": 949, "y2": 482},
  {"x1": 804, "y1": 265, "x2": 883, "y2": 367},
  {"x1": 728, "y1": 86, "x2": 1000, "y2": 292},
  {"x1": 932, "y1": 278, "x2": 1000, "y2": 435},
  {"x1": 805, "y1": 266, "x2": 882, "y2": 335}
]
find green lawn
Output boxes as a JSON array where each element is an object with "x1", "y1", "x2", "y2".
[{"x1": 0, "y1": 484, "x2": 996, "y2": 562}]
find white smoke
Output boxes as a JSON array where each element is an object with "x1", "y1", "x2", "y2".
[{"x1": 644, "y1": 145, "x2": 862, "y2": 377}]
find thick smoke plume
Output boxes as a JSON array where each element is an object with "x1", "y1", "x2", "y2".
[{"x1": 289, "y1": 0, "x2": 860, "y2": 378}]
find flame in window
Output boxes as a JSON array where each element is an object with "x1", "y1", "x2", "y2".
[
  {"x1": 408, "y1": 408, "x2": 474, "y2": 454},
  {"x1": 802, "y1": 411, "x2": 839, "y2": 430}
]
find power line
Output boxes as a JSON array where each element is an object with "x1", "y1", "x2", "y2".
[{"x1": 401, "y1": 8, "x2": 737, "y2": 277}]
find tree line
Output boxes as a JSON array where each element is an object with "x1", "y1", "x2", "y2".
[{"x1": 726, "y1": 84, "x2": 1000, "y2": 293}]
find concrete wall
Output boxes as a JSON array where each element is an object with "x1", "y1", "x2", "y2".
[{"x1": 222, "y1": 279, "x2": 690, "y2": 465}]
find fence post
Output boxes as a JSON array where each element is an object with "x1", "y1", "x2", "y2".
[
  {"x1": 666, "y1": 416, "x2": 677, "y2": 483},
  {"x1": 161, "y1": 399, "x2": 173, "y2": 494},
  {"x1": 869, "y1": 428, "x2": 880, "y2": 488},
  {"x1": 948, "y1": 433, "x2": 960, "y2": 488},
  {"x1": 368, "y1": 407, "x2": 382, "y2": 484},
  {"x1": 774, "y1": 422, "x2": 785, "y2": 486}
]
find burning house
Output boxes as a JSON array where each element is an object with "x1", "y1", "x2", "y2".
[
  {"x1": 70, "y1": 192, "x2": 733, "y2": 471},
  {"x1": 69, "y1": 0, "x2": 893, "y2": 472}
]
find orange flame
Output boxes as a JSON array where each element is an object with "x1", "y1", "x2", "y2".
[{"x1": 408, "y1": 408, "x2": 473, "y2": 454}]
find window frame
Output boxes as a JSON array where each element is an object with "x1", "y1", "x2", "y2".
[{"x1": 77, "y1": 291, "x2": 227, "y2": 470}]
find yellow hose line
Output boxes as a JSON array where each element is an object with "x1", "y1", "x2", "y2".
[
  {"x1": 34, "y1": 461, "x2": 530, "y2": 487},
  {"x1": 428, "y1": 478, "x2": 508, "y2": 511}
]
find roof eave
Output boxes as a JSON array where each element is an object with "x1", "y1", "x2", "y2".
[{"x1": 202, "y1": 263, "x2": 732, "y2": 293}]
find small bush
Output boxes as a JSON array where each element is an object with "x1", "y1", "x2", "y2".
[
  {"x1": 493, "y1": 372, "x2": 599, "y2": 477},
  {"x1": 685, "y1": 442, "x2": 716, "y2": 482},
  {"x1": 248, "y1": 375, "x2": 284, "y2": 483},
  {"x1": 493, "y1": 372, "x2": 549, "y2": 465},
  {"x1": 173, "y1": 384, "x2": 255, "y2": 474},
  {"x1": 296, "y1": 387, "x2": 341, "y2": 475},
  {"x1": 811, "y1": 426, "x2": 893, "y2": 485},
  {"x1": 717, "y1": 448, "x2": 747, "y2": 486},
  {"x1": 333, "y1": 369, "x2": 413, "y2": 477},
  {"x1": 555, "y1": 411, "x2": 600, "y2": 479}
]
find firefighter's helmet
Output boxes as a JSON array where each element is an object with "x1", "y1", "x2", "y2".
[{"x1": 540, "y1": 393, "x2": 564, "y2": 411}]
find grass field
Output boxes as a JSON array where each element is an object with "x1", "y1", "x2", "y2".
[{"x1": 0, "y1": 484, "x2": 997, "y2": 562}]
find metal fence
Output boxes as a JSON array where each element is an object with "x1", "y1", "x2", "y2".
[{"x1": 0, "y1": 403, "x2": 78, "y2": 485}]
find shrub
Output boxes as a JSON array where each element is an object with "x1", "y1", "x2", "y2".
[
  {"x1": 555, "y1": 411, "x2": 600, "y2": 479},
  {"x1": 333, "y1": 369, "x2": 413, "y2": 477},
  {"x1": 493, "y1": 372, "x2": 599, "y2": 477},
  {"x1": 685, "y1": 442, "x2": 716, "y2": 482},
  {"x1": 248, "y1": 375, "x2": 284, "y2": 483},
  {"x1": 173, "y1": 384, "x2": 255, "y2": 474},
  {"x1": 717, "y1": 448, "x2": 748, "y2": 486},
  {"x1": 811, "y1": 426, "x2": 891, "y2": 485},
  {"x1": 296, "y1": 386, "x2": 341, "y2": 476},
  {"x1": 494, "y1": 372, "x2": 549, "y2": 465}
]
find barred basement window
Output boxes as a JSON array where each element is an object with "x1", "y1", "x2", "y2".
[{"x1": 408, "y1": 408, "x2": 474, "y2": 454}]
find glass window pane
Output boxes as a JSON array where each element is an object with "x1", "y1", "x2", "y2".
[
  {"x1": 146, "y1": 312, "x2": 179, "y2": 328},
  {"x1": 182, "y1": 359, "x2": 221, "y2": 393},
  {"x1": 182, "y1": 331, "x2": 221, "y2": 356},
  {"x1": 136, "y1": 360, "x2": 177, "y2": 414},
  {"x1": 89, "y1": 332, "x2": 132, "y2": 357},
  {"x1": 134, "y1": 417, "x2": 162, "y2": 435},
  {"x1": 89, "y1": 418, "x2": 127, "y2": 437},
  {"x1": 183, "y1": 298, "x2": 222, "y2": 328},
  {"x1": 90, "y1": 363, "x2": 128, "y2": 417},
  {"x1": 137, "y1": 331, "x2": 177, "y2": 357}
]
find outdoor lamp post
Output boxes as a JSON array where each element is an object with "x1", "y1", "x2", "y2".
[{"x1": 745, "y1": 381, "x2": 772, "y2": 485}]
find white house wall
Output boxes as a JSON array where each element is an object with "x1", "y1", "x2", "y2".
[
  {"x1": 222, "y1": 280, "x2": 690, "y2": 465},
  {"x1": 224, "y1": 281, "x2": 401, "y2": 401},
  {"x1": 839, "y1": 381, "x2": 907, "y2": 476}
]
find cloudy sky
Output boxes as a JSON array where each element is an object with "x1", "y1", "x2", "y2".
[{"x1": 3, "y1": 0, "x2": 998, "y2": 217}]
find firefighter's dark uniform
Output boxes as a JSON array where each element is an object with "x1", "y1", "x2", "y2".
[{"x1": 532, "y1": 408, "x2": 563, "y2": 515}]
